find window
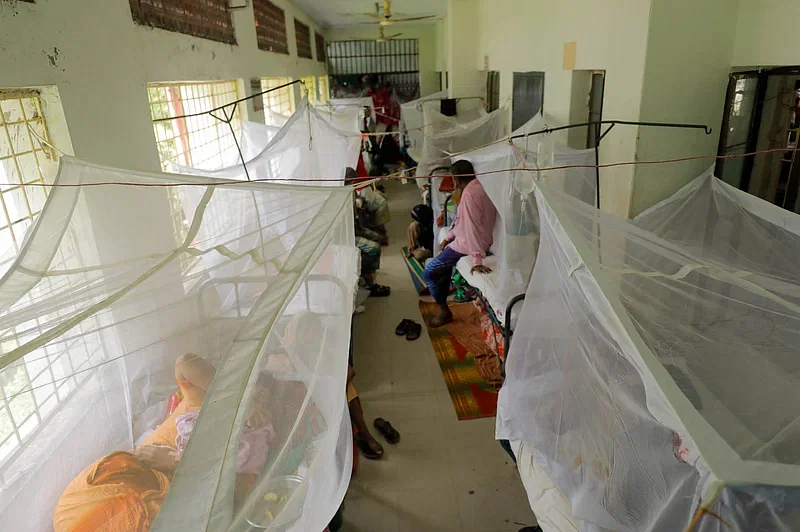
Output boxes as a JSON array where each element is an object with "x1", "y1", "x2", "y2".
[
  {"x1": 317, "y1": 76, "x2": 329, "y2": 105},
  {"x1": 0, "y1": 90, "x2": 108, "y2": 469},
  {"x1": 147, "y1": 81, "x2": 242, "y2": 272},
  {"x1": 0, "y1": 91, "x2": 57, "y2": 263},
  {"x1": 147, "y1": 80, "x2": 242, "y2": 172},
  {"x1": 128, "y1": 0, "x2": 235, "y2": 45},
  {"x1": 327, "y1": 39, "x2": 421, "y2": 101},
  {"x1": 301, "y1": 77, "x2": 317, "y2": 105},
  {"x1": 253, "y1": 0, "x2": 289, "y2": 55},
  {"x1": 295, "y1": 20, "x2": 313, "y2": 60},
  {"x1": 316, "y1": 33, "x2": 326, "y2": 63},
  {"x1": 260, "y1": 78, "x2": 296, "y2": 125}
]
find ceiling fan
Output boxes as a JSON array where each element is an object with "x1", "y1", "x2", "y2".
[
  {"x1": 362, "y1": 1, "x2": 437, "y2": 26},
  {"x1": 354, "y1": 26, "x2": 403, "y2": 42}
]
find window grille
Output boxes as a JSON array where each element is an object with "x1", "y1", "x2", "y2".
[
  {"x1": 147, "y1": 80, "x2": 242, "y2": 172},
  {"x1": 147, "y1": 80, "x2": 242, "y2": 272},
  {"x1": 0, "y1": 90, "x2": 105, "y2": 470},
  {"x1": 128, "y1": 0, "x2": 236, "y2": 45},
  {"x1": 301, "y1": 77, "x2": 317, "y2": 105},
  {"x1": 0, "y1": 91, "x2": 57, "y2": 263},
  {"x1": 260, "y1": 78, "x2": 296, "y2": 125},
  {"x1": 317, "y1": 76, "x2": 330, "y2": 105},
  {"x1": 327, "y1": 39, "x2": 419, "y2": 75},
  {"x1": 253, "y1": 0, "x2": 289, "y2": 54}
]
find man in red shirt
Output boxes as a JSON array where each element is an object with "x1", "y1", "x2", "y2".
[{"x1": 423, "y1": 160, "x2": 497, "y2": 327}]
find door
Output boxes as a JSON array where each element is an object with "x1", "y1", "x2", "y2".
[
  {"x1": 512, "y1": 72, "x2": 545, "y2": 131},
  {"x1": 716, "y1": 73, "x2": 761, "y2": 189}
]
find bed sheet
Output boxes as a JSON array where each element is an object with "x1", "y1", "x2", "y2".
[{"x1": 510, "y1": 440, "x2": 580, "y2": 532}]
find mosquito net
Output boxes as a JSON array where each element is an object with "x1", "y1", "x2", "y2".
[
  {"x1": 399, "y1": 91, "x2": 448, "y2": 162},
  {"x1": 0, "y1": 157, "x2": 358, "y2": 531},
  {"x1": 417, "y1": 102, "x2": 511, "y2": 180},
  {"x1": 169, "y1": 100, "x2": 361, "y2": 186},
  {"x1": 456, "y1": 138, "x2": 596, "y2": 322},
  {"x1": 329, "y1": 98, "x2": 375, "y2": 124},
  {"x1": 314, "y1": 103, "x2": 363, "y2": 135},
  {"x1": 498, "y1": 173, "x2": 800, "y2": 531}
]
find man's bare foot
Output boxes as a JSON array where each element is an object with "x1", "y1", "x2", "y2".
[
  {"x1": 430, "y1": 308, "x2": 453, "y2": 328},
  {"x1": 356, "y1": 433, "x2": 384, "y2": 460}
]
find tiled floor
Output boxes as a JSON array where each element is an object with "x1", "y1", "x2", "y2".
[{"x1": 345, "y1": 179, "x2": 537, "y2": 532}]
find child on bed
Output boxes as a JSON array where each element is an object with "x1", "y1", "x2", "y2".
[{"x1": 423, "y1": 160, "x2": 497, "y2": 327}]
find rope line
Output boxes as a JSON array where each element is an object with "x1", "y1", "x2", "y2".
[{"x1": 15, "y1": 146, "x2": 800, "y2": 188}]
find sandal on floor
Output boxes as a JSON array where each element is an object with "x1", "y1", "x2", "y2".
[
  {"x1": 405, "y1": 322, "x2": 422, "y2": 341},
  {"x1": 369, "y1": 284, "x2": 391, "y2": 298},
  {"x1": 356, "y1": 437, "x2": 384, "y2": 460},
  {"x1": 373, "y1": 418, "x2": 400, "y2": 444},
  {"x1": 395, "y1": 319, "x2": 414, "y2": 336}
]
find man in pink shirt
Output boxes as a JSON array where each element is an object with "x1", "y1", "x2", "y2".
[{"x1": 423, "y1": 160, "x2": 497, "y2": 327}]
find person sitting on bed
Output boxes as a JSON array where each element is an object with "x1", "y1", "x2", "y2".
[
  {"x1": 423, "y1": 160, "x2": 497, "y2": 327},
  {"x1": 407, "y1": 204, "x2": 434, "y2": 262},
  {"x1": 346, "y1": 168, "x2": 391, "y2": 298},
  {"x1": 346, "y1": 168, "x2": 390, "y2": 246},
  {"x1": 53, "y1": 354, "x2": 275, "y2": 532}
]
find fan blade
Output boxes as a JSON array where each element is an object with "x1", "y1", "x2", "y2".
[
  {"x1": 391, "y1": 15, "x2": 437, "y2": 22},
  {"x1": 362, "y1": 12, "x2": 381, "y2": 18},
  {"x1": 386, "y1": 33, "x2": 403, "y2": 40}
]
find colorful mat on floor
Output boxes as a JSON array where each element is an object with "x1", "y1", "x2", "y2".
[
  {"x1": 419, "y1": 300, "x2": 499, "y2": 420},
  {"x1": 401, "y1": 247, "x2": 429, "y2": 295}
]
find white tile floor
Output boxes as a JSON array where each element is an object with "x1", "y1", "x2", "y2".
[{"x1": 344, "y1": 179, "x2": 537, "y2": 532}]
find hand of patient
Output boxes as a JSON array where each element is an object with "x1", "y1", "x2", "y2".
[
  {"x1": 471, "y1": 265, "x2": 492, "y2": 275},
  {"x1": 134, "y1": 445, "x2": 179, "y2": 474}
]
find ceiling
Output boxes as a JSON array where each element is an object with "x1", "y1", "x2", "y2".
[{"x1": 293, "y1": 0, "x2": 447, "y2": 28}]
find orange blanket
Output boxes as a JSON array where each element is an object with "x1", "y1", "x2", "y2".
[{"x1": 53, "y1": 452, "x2": 170, "y2": 532}]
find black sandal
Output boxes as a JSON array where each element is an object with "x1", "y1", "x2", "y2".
[
  {"x1": 369, "y1": 284, "x2": 391, "y2": 298},
  {"x1": 405, "y1": 322, "x2": 422, "y2": 341},
  {"x1": 395, "y1": 319, "x2": 414, "y2": 336},
  {"x1": 373, "y1": 418, "x2": 400, "y2": 444}
]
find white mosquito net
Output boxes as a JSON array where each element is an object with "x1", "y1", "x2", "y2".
[
  {"x1": 314, "y1": 103, "x2": 363, "y2": 136},
  {"x1": 498, "y1": 170, "x2": 800, "y2": 531},
  {"x1": 399, "y1": 91, "x2": 448, "y2": 162},
  {"x1": 0, "y1": 156, "x2": 358, "y2": 531},
  {"x1": 417, "y1": 102, "x2": 510, "y2": 178},
  {"x1": 422, "y1": 104, "x2": 512, "y2": 255},
  {"x1": 169, "y1": 100, "x2": 361, "y2": 186},
  {"x1": 328, "y1": 98, "x2": 375, "y2": 124},
  {"x1": 456, "y1": 136, "x2": 596, "y2": 323}
]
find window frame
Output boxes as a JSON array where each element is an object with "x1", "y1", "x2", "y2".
[
  {"x1": 253, "y1": 0, "x2": 289, "y2": 55},
  {"x1": 128, "y1": 0, "x2": 236, "y2": 45},
  {"x1": 295, "y1": 19, "x2": 313, "y2": 60}
]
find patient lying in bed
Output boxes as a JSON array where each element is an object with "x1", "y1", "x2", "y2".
[{"x1": 53, "y1": 354, "x2": 275, "y2": 532}]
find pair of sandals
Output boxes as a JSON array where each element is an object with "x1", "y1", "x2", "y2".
[
  {"x1": 356, "y1": 418, "x2": 400, "y2": 460},
  {"x1": 395, "y1": 319, "x2": 422, "y2": 341},
  {"x1": 369, "y1": 284, "x2": 391, "y2": 298}
]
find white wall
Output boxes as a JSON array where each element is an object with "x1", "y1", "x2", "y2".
[
  {"x1": 0, "y1": 0, "x2": 327, "y2": 174},
  {"x1": 435, "y1": 19, "x2": 448, "y2": 74},
  {"x1": 471, "y1": 0, "x2": 653, "y2": 218},
  {"x1": 631, "y1": 0, "x2": 739, "y2": 216},
  {"x1": 447, "y1": 0, "x2": 484, "y2": 99},
  {"x1": 325, "y1": 23, "x2": 440, "y2": 98},
  {"x1": 732, "y1": 0, "x2": 800, "y2": 67}
]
